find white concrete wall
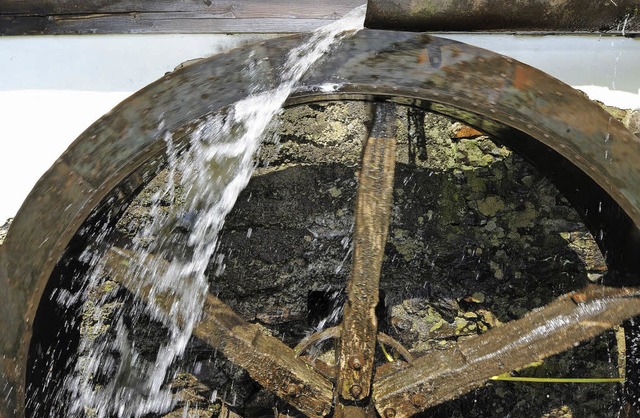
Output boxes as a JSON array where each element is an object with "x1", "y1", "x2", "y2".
[
  {"x1": 0, "y1": 34, "x2": 274, "y2": 221},
  {"x1": 1, "y1": 33, "x2": 639, "y2": 221}
]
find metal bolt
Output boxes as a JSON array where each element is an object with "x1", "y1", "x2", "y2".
[
  {"x1": 286, "y1": 383, "x2": 300, "y2": 398},
  {"x1": 384, "y1": 408, "x2": 397, "y2": 418},
  {"x1": 410, "y1": 393, "x2": 427, "y2": 408},
  {"x1": 348, "y1": 355, "x2": 363, "y2": 370},
  {"x1": 350, "y1": 384, "x2": 363, "y2": 398}
]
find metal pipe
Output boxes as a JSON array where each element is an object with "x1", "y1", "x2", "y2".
[{"x1": 364, "y1": 0, "x2": 640, "y2": 35}]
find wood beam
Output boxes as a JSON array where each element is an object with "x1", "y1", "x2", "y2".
[
  {"x1": 372, "y1": 285, "x2": 640, "y2": 418},
  {"x1": 336, "y1": 102, "x2": 397, "y2": 405},
  {"x1": 0, "y1": 0, "x2": 364, "y2": 35}
]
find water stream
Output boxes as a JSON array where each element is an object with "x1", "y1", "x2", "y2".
[{"x1": 59, "y1": 5, "x2": 367, "y2": 417}]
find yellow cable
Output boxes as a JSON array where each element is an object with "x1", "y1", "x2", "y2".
[
  {"x1": 379, "y1": 342, "x2": 395, "y2": 362},
  {"x1": 490, "y1": 375, "x2": 624, "y2": 383}
]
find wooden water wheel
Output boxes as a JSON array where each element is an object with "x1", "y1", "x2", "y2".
[{"x1": 2, "y1": 30, "x2": 640, "y2": 417}]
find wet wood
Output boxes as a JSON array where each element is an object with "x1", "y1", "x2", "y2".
[
  {"x1": 220, "y1": 403, "x2": 243, "y2": 418},
  {"x1": 103, "y1": 247, "x2": 333, "y2": 418},
  {"x1": 0, "y1": 0, "x2": 363, "y2": 35},
  {"x1": 336, "y1": 102, "x2": 397, "y2": 404},
  {"x1": 372, "y1": 285, "x2": 640, "y2": 418},
  {"x1": 365, "y1": 0, "x2": 640, "y2": 34}
]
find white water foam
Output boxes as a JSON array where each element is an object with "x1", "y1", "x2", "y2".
[{"x1": 59, "y1": 5, "x2": 367, "y2": 417}]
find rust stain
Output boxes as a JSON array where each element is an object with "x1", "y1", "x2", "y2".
[
  {"x1": 512, "y1": 64, "x2": 535, "y2": 91},
  {"x1": 571, "y1": 292, "x2": 588, "y2": 304},
  {"x1": 454, "y1": 125, "x2": 483, "y2": 139},
  {"x1": 417, "y1": 50, "x2": 428, "y2": 64}
]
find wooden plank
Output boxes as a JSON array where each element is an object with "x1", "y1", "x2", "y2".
[
  {"x1": 0, "y1": 0, "x2": 364, "y2": 35},
  {"x1": 0, "y1": 0, "x2": 362, "y2": 17},
  {"x1": 365, "y1": 0, "x2": 640, "y2": 34},
  {"x1": 372, "y1": 285, "x2": 640, "y2": 417},
  {"x1": 0, "y1": 16, "x2": 342, "y2": 35},
  {"x1": 336, "y1": 102, "x2": 397, "y2": 405}
]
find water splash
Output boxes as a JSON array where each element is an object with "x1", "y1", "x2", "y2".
[
  {"x1": 622, "y1": 14, "x2": 629, "y2": 37},
  {"x1": 60, "y1": 5, "x2": 367, "y2": 417}
]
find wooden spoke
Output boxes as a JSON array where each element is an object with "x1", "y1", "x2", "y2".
[
  {"x1": 372, "y1": 284, "x2": 640, "y2": 418},
  {"x1": 336, "y1": 102, "x2": 398, "y2": 404},
  {"x1": 103, "y1": 247, "x2": 334, "y2": 418}
]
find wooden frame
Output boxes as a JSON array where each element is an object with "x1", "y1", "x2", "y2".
[{"x1": 0, "y1": 0, "x2": 364, "y2": 36}]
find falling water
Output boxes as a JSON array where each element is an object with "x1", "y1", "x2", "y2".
[{"x1": 57, "y1": 5, "x2": 367, "y2": 417}]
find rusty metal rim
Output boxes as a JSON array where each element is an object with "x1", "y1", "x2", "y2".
[{"x1": 1, "y1": 29, "x2": 639, "y2": 417}]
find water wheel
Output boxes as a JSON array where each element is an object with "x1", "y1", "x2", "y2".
[{"x1": 2, "y1": 30, "x2": 640, "y2": 418}]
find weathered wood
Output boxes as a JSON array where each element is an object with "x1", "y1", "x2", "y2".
[
  {"x1": 0, "y1": 0, "x2": 363, "y2": 35},
  {"x1": 336, "y1": 102, "x2": 397, "y2": 404},
  {"x1": 0, "y1": 16, "x2": 341, "y2": 35},
  {"x1": 104, "y1": 247, "x2": 334, "y2": 418},
  {"x1": 372, "y1": 285, "x2": 640, "y2": 418},
  {"x1": 365, "y1": 0, "x2": 640, "y2": 35},
  {"x1": 0, "y1": 0, "x2": 360, "y2": 16}
]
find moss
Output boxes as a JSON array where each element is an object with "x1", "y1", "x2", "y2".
[
  {"x1": 599, "y1": 103, "x2": 627, "y2": 121},
  {"x1": 429, "y1": 320, "x2": 445, "y2": 332},
  {"x1": 560, "y1": 231, "x2": 607, "y2": 273},
  {"x1": 457, "y1": 139, "x2": 496, "y2": 167},
  {"x1": 505, "y1": 201, "x2": 537, "y2": 229},
  {"x1": 465, "y1": 170, "x2": 488, "y2": 194},
  {"x1": 477, "y1": 195, "x2": 505, "y2": 217},
  {"x1": 327, "y1": 186, "x2": 342, "y2": 198},
  {"x1": 389, "y1": 229, "x2": 425, "y2": 261},
  {"x1": 436, "y1": 175, "x2": 465, "y2": 225}
]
